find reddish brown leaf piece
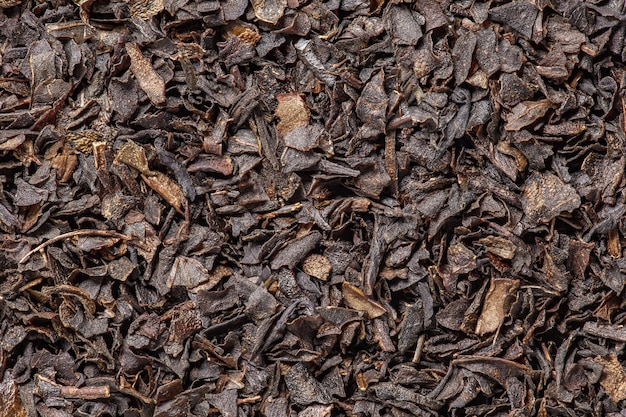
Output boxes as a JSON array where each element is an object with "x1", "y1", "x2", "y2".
[
  {"x1": 342, "y1": 282, "x2": 386, "y2": 319},
  {"x1": 521, "y1": 172, "x2": 581, "y2": 224},
  {"x1": 594, "y1": 354, "x2": 626, "y2": 403},
  {"x1": 127, "y1": 43, "x2": 166, "y2": 106},
  {"x1": 475, "y1": 278, "x2": 519, "y2": 335},
  {"x1": 504, "y1": 100, "x2": 551, "y2": 131},
  {"x1": 0, "y1": 372, "x2": 27, "y2": 417}
]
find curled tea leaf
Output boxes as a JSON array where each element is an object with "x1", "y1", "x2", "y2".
[
  {"x1": 342, "y1": 282, "x2": 386, "y2": 319},
  {"x1": 127, "y1": 43, "x2": 166, "y2": 106}
]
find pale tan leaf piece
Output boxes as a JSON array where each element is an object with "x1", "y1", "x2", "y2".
[
  {"x1": 0, "y1": 0, "x2": 21, "y2": 8},
  {"x1": 475, "y1": 278, "x2": 519, "y2": 335},
  {"x1": 302, "y1": 254, "x2": 332, "y2": 281},
  {"x1": 251, "y1": 0, "x2": 287, "y2": 24},
  {"x1": 0, "y1": 372, "x2": 27, "y2": 417},
  {"x1": 476, "y1": 236, "x2": 516, "y2": 259},
  {"x1": 127, "y1": 43, "x2": 166, "y2": 106},
  {"x1": 594, "y1": 354, "x2": 626, "y2": 403},
  {"x1": 275, "y1": 93, "x2": 310, "y2": 134},
  {"x1": 115, "y1": 140, "x2": 185, "y2": 214},
  {"x1": 521, "y1": 172, "x2": 581, "y2": 224},
  {"x1": 115, "y1": 140, "x2": 150, "y2": 173},
  {"x1": 342, "y1": 282, "x2": 386, "y2": 319},
  {"x1": 141, "y1": 171, "x2": 184, "y2": 214},
  {"x1": 504, "y1": 100, "x2": 551, "y2": 131},
  {"x1": 124, "y1": 0, "x2": 163, "y2": 19}
]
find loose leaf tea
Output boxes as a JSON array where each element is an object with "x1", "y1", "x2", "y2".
[{"x1": 2, "y1": 0, "x2": 626, "y2": 416}]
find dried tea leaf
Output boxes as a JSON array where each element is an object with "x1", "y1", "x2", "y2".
[
  {"x1": 504, "y1": 100, "x2": 551, "y2": 131},
  {"x1": 285, "y1": 363, "x2": 332, "y2": 406},
  {"x1": 141, "y1": 171, "x2": 185, "y2": 214},
  {"x1": 206, "y1": 389, "x2": 238, "y2": 417},
  {"x1": 0, "y1": 0, "x2": 20, "y2": 7},
  {"x1": 66, "y1": 130, "x2": 106, "y2": 153},
  {"x1": 167, "y1": 257, "x2": 209, "y2": 290},
  {"x1": 116, "y1": 140, "x2": 150, "y2": 173},
  {"x1": 50, "y1": 145, "x2": 78, "y2": 183},
  {"x1": 454, "y1": 356, "x2": 529, "y2": 386},
  {"x1": 124, "y1": 0, "x2": 163, "y2": 19},
  {"x1": 594, "y1": 354, "x2": 626, "y2": 403},
  {"x1": 385, "y1": 6, "x2": 423, "y2": 46},
  {"x1": 489, "y1": 1, "x2": 539, "y2": 40},
  {"x1": 499, "y1": 73, "x2": 536, "y2": 106},
  {"x1": 271, "y1": 231, "x2": 322, "y2": 270},
  {"x1": 251, "y1": 0, "x2": 287, "y2": 25},
  {"x1": 196, "y1": 286, "x2": 239, "y2": 315},
  {"x1": 282, "y1": 125, "x2": 321, "y2": 152},
  {"x1": 342, "y1": 282, "x2": 386, "y2": 319},
  {"x1": 521, "y1": 172, "x2": 581, "y2": 224},
  {"x1": 436, "y1": 298, "x2": 471, "y2": 331},
  {"x1": 447, "y1": 242, "x2": 476, "y2": 274},
  {"x1": 475, "y1": 278, "x2": 519, "y2": 335},
  {"x1": 127, "y1": 43, "x2": 166, "y2": 106},
  {"x1": 476, "y1": 236, "x2": 516, "y2": 260},
  {"x1": 275, "y1": 93, "x2": 309, "y2": 134},
  {"x1": 356, "y1": 71, "x2": 387, "y2": 140},
  {"x1": 452, "y1": 30, "x2": 477, "y2": 85},
  {"x1": 298, "y1": 405, "x2": 333, "y2": 417},
  {"x1": 302, "y1": 254, "x2": 332, "y2": 281},
  {"x1": 0, "y1": 372, "x2": 27, "y2": 417},
  {"x1": 104, "y1": 258, "x2": 135, "y2": 285}
]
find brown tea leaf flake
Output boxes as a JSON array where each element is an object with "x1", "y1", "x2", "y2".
[
  {"x1": 275, "y1": 93, "x2": 309, "y2": 134},
  {"x1": 594, "y1": 354, "x2": 626, "y2": 403},
  {"x1": 476, "y1": 236, "x2": 516, "y2": 260},
  {"x1": 504, "y1": 100, "x2": 551, "y2": 131},
  {"x1": 302, "y1": 254, "x2": 332, "y2": 281},
  {"x1": 124, "y1": 0, "x2": 163, "y2": 19},
  {"x1": 0, "y1": 0, "x2": 21, "y2": 7},
  {"x1": 521, "y1": 172, "x2": 581, "y2": 224},
  {"x1": 67, "y1": 130, "x2": 106, "y2": 153},
  {"x1": 356, "y1": 70, "x2": 388, "y2": 139},
  {"x1": 227, "y1": 24, "x2": 262, "y2": 45},
  {"x1": 115, "y1": 140, "x2": 150, "y2": 173},
  {"x1": 475, "y1": 278, "x2": 519, "y2": 335},
  {"x1": 50, "y1": 145, "x2": 78, "y2": 183},
  {"x1": 141, "y1": 171, "x2": 184, "y2": 214},
  {"x1": 127, "y1": 43, "x2": 166, "y2": 106},
  {"x1": 342, "y1": 282, "x2": 386, "y2": 319},
  {"x1": 251, "y1": 0, "x2": 287, "y2": 25},
  {"x1": 0, "y1": 372, "x2": 27, "y2": 417},
  {"x1": 608, "y1": 229, "x2": 621, "y2": 258},
  {"x1": 167, "y1": 256, "x2": 209, "y2": 290}
]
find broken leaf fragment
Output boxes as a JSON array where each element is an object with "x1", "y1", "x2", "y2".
[
  {"x1": 594, "y1": 354, "x2": 626, "y2": 403},
  {"x1": 115, "y1": 140, "x2": 150, "y2": 173},
  {"x1": 356, "y1": 71, "x2": 388, "y2": 139},
  {"x1": 476, "y1": 236, "x2": 516, "y2": 260},
  {"x1": 489, "y1": 1, "x2": 539, "y2": 40},
  {"x1": 116, "y1": 140, "x2": 186, "y2": 214},
  {"x1": 276, "y1": 93, "x2": 310, "y2": 134},
  {"x1": 127, "y1": 43, "x2": 166, "y2": 106},
  {"x1": 251, "y1": 0, "x2": 287, "y2": 25},
  {"x1": 124, "y1": 0, "x2": 163, "y2": 19},
  {"x1": 0, "y1": 372, "x2": 27, "y2": 417},
  {"x1": 504, "y1": 100, "x2": 551, "y2": 131},
  {"x1": 342, "y1": 282, "x2": 386, "y2": 319},
  {"x1": 285, "y1": 362, "x2": 332, "y2": 406},
  {"x1": 167, "y1": 258, "x2": 230, "y2": 291},
  {"x1": 475, "y1": 278, "x2": 519, "y2": 335},
  {"x1": 141, "y1": 171, "x2": 185, "y2": 214},
  {"x1": 302, "y1": 254, "x2": 332, "y2": 281},
  {"x1": 521, "y1": 172, "x2": 581, "y2": 224}
]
